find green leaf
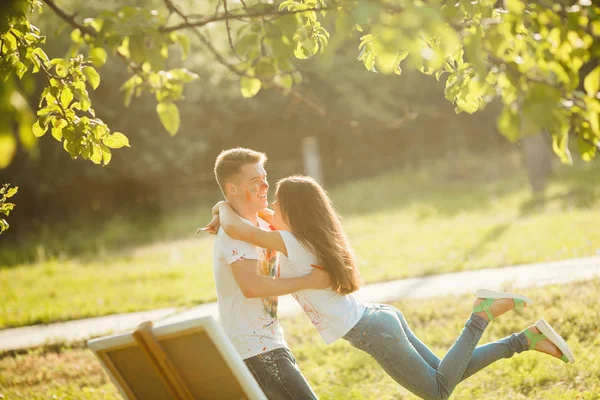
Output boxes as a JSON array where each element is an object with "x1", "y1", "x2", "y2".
[
  {"x1": 82, "y1": 66, "x2": 100, "y2": 90},
  {"x1": 89, "y1": 47, "x2": 107, "y2": 67},
  {"x1": 117, "y1": 37, "x2": 130, "y2": 58},
  {"x1": 101, "y1": 144, "x2": 112, "y2": 165},
  {"x1": 60, "y1": 88, "x2": 73, "y2": 108},
  {"x1": 255, "y1": 58, "x2": 277, "y2": 77},
  {"x1": 15, "y1": 61, "x2": 27, "y2": 79},
  {"x1": 6, "y1": 187, "x2": 18, "y2": 198},
  {"x1": 71, "y1": 28, "x2": 83, "y2": 44},
  {"x1": 90, "y1": 144, "x2": 103, "y2": 164},
  {"x1": 240, "y1": 76, "x2": 262, "y2": 98},
  {"x1": 176, "y1": 34, "x2": 190, "y2": 60},
  {"x1": 63, "y1": 138, "x2": 81, "y2": 158},
  {"x1": 51, "y1": 126, "x2": 63, "y2": 141},
  {"x1": 277, "y1": 74, "x2": 293, "y2": 89},
  {"x1": 156, "y1": 102, "x2": 180, "y2": 136},
  {"x1": 236, "y1": 33, "x2": 260, "y2": 56},
  {"x1": 55, "y1": 59, "x2": 69, "y2": 77},
  {"x1": 32, "y1": 120, "x2": 47, "y2": 137},
  {"x1": 497, "y1": 106, "x2": 521, "y2": 142},
  {"x1": 102, "y1": 132, "x2": 130, "y2": 148},
  {"x1": 552, "y1": 129, "x2": 573, "y2": 165},
  {"x1": 170, "y1": 68, "x2": 198, "y2": 83},
  {"x1": 51, "y1": 118, "x2": 67, "y2": 141},
  {"x1": 584, "y1": 66, "x2": 600, "y2": 98},
  {"x1": 505, "y1": 0, "x2": 525, "y2": 14},
  {"x1": 0, "y1": 219, "x2": 9, "y2": 233},
  {"x1": 120, "y1": 75, "x2": 142, "y2": 107},
  {"x1": 578, "y1": 134, "x2": 596, "y2": 162},
  {"x1": 73, "y1": 84, "x2": 92, "y2": 112}
]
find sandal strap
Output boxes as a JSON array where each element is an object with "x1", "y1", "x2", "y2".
[
  {"x1": 473, "y1": 298, "x2": 495, "y2": 321},
  {"x1": 559, "y1": 354, "x2": 569, "y2": 363},
  {"x1": 524, "y1": 329, "x2": 547, "y2": 351},
  {"x1": 513, "y1": 298, "x2": 526, "y2": 310}
]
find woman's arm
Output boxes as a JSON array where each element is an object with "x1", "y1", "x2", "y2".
[{"x1": 218, "y1": 203, "x2": 288, "y2": 256}]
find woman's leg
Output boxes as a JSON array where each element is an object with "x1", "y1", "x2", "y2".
[
  {"x1": 463, "y1": 321, "x2": 570, "y2": 381},
  {"x1": 397, "y1": 311, "x2": 441, "y2": 369},
  {"x1": 346, "y1": 295, "x2": 528, "y2": 400},
  {"x1": 396, "y1": 309, "x2": 531, "y2": 383},
  {"x1": 345, "y1": 304, "x2": 488, "y2": 400},
  {"x1": 460, "y1": 332, "x2": 529, "y2": 381}
]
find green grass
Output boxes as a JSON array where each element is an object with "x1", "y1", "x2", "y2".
[
  {"x1": 1, "y1": 279, "x2": 599, "y2": 399},
  {"x1": 1, "y1": 151, "x2": 599, "y2": 328}
]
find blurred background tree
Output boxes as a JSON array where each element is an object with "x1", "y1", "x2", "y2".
[{"x1": 0, "y1": 0, "x2": 598, "y2": 257}]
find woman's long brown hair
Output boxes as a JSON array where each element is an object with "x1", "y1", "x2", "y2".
[{"x1": 276, "y1": 176, "x2": 363, "y2": 295}]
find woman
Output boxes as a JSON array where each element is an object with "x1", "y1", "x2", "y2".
[{"x1": 205, "y1": 175, "x2": 574, "y2": 400}]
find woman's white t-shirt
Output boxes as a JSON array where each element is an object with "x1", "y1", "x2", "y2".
[{"x1": 278, "y1": 230, "x2": 366, "y2": 344}]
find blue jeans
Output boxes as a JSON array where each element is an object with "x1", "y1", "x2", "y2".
[
  {"x1": 244, "y1": 348, "x2": 318, "y2": 400},
  {"x1": 343, "y1": 304, "x2": 529, "y2": 400}
]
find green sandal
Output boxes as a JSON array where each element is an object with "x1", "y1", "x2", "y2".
[
  {"x1": 473, "y1": 289, "x2": 533, "y2": 321},
  {"x1": 524, "y1": 318, "x2": 575, "y2": 364}
]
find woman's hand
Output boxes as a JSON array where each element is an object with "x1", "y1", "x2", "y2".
[
  {"x1": 258, "y1": 208, "x2": 275, "y2": 224},
  {"x1": 197, "y1": 214, "x2": 220, "y2": 235},
  {"x1": 197, "y1": 200, "x2": 227, "y2": 234}
]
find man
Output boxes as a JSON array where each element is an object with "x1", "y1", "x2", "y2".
[{"x1": 208, "y1": 148, "x2": 323, "y2": 399}]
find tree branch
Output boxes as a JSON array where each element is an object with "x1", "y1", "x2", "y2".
[
  {"x1": 223, "y1": 0, "x2": 243, "y2": 61},
  {"x1": 41, "y1": 0, "x2": 143, "y2": 73},
  {"x1": 160, "y1": 5, "x2": 329, "y2": 33},
  {"x1": 41, "y1": 0, "x2": 94, "y2": 37}
]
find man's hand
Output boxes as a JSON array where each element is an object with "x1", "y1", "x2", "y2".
[
  {"x1": 197, "y1": 214, "x2": 220, "y2": 235},
  {"x1": 306, "y1": 267, "x2": 331, "y2": 290}
]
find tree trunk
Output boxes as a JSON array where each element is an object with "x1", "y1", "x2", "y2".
[{"x1": 522, "y1": 132, "x2": 553, "y2": 194}]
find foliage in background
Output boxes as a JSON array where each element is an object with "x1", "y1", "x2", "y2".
[
  {"x1": 0, "y1": 184, "x2": 17, "y2": 234},
  {"x1": 1, "y1": 0, "x2": 133, "y2": 167},
  {"x1": 1, "y1": 0, "x2": 599, "y2": 170}
]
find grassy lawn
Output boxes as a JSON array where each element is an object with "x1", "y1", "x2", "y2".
[
  {"x1": 1, "y1": 279, "x2": 599, "y2": 399},
  {"x1": 1, "y1": 152, "x2": 599, "y2": 328}
]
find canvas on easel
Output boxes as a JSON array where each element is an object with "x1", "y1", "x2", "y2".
[{"x1": 87, "y1": 316, "x2": 267, "y2": 400}]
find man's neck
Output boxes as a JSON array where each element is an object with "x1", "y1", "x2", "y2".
[{"x1": 228, "y1": 198, "x2": 258, "y2": 226}]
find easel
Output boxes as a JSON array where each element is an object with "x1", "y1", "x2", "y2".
[{"x1": 88, "y1": 316, "x2": 267, "y2": 400}]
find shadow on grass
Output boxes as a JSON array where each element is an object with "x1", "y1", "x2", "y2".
[
  {"x1": 461, "y1": 221, "x2": 515, "y2": 264},
  {"x1": 520, "y1": 186, "x2": 599, "y2": 217}
]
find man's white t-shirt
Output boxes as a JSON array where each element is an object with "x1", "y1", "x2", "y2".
[
  {"x1": 213, "y1": 218, "x2": 287, "y2": 360},
  {"x1": 278, "y1": 230, "x2": 367, "y2": 344}
]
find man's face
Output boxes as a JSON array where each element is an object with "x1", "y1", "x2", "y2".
[{"x1": 229, "y1": 163, "x2": 269, "y2": 212}]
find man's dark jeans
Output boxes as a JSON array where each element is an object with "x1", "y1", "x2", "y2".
[{"x1": 244, "y1": 348, "x2": 318, "y2": 399}]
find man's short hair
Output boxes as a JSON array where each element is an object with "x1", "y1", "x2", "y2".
[{"x1": 214, "y1": 148, "x2": 267, "y2": 195}]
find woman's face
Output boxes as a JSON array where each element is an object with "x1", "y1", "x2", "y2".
[{"x1": 271, "y1": 197, "x2": 290, "y2": 230}]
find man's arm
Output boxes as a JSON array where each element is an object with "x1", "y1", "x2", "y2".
[{"x1": 231, "y1": 259, "x2": 330, "y2": 298}]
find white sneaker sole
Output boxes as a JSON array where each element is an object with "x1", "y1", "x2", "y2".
[
  {"x1": 535, "y1": 318, "x2": 575, "y2": 364},
  {"x1": 476, "y1": 289, "x2": 533, "y2": 307}
]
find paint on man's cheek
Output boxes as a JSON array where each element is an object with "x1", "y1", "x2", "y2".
[{"x1": 245, "y1": 190, "x2": 252, "y2": 202}]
